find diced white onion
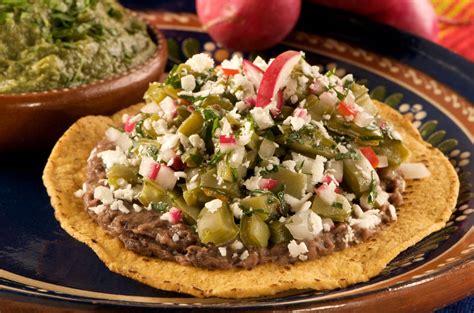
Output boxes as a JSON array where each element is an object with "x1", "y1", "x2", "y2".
[
  {"x1": 399, "y1": 163, "x2": 431, "y2": 179},
  {"x1": 377, "y1": 155, "x2": 389, "y2": 168}
]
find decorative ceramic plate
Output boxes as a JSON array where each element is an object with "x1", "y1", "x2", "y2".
[{"x1": 1, "y1": 3, "x2": 472, "y2": 311}]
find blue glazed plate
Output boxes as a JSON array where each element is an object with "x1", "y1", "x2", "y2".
[{"x1": 1, "y1": 3, "x2": 473, "y2": 311}]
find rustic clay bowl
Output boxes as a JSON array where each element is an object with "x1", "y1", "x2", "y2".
[{"x1": 0, "y1": 23, "x2": 167, "y2": 151}]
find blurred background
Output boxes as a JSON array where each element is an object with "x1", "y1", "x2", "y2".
[{"x1": 120, "y1": 0, "x2": 474, "y2": 61}]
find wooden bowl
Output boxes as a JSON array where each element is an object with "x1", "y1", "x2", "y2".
[{"x1": 0, "y1": 23, "x2": 167, "y2": 151}]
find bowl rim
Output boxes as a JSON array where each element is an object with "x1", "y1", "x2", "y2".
[{"x1": 0, "y1": 14, "x2": 166, "y2": 99}]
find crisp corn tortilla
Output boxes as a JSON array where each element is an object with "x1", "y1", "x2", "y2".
[{"x1": 43, "y1": 101, "x2": 459, "y2": 298}]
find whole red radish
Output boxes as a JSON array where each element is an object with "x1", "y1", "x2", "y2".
[
  {"x1": 308, "y1": 0, "x2": 438, "y2": 41},
  {"x1": 196, "y1": 0, "x2": 301, "y2": 51}
]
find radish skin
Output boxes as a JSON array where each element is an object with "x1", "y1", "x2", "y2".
[
  {"x1": 308, "y1": 0, "x2": 438, "y2": 40},
  {"x1": 196, "y1": 0, "x2": 301, "y2": 51}
]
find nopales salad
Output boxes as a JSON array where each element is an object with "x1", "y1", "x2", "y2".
[{"x1": 77, "y1": 51, "x2": 431, "y2": 269}]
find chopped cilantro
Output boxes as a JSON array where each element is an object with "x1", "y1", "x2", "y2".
[
  {"x1": 208, "y1": 151, "x2": 224, "y2": 165},
  {"x1": 335, "y1": 150, "x2": 362, "y2": 160},
  {"x1": 343, "y1": 79, "x2": 354, "y2": 89},
  {"x1": 277, "y1": 191, "x2": 289, "y2": 216},
  {"x1": 367, "y1": 172, "x2": 378, "y2": 205},
  {"x1": 332, "y1": 202, "x2": 343, "y2": 209},
  {"x1": 151, "y1": 202, "x2": 170, "y2": 213},
  {"x1": 146, "y1": 144, "x2": 159, "y2": 160},
  {"x1": 230, "y1": 167, "x2": 239, "y2": 182},
  {"x1": 242, "y1": 207, "x2": 265, "y2": 217}
]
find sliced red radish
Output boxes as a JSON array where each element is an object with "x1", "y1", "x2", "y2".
[
  {"x1": 124, "y1": 118, "x2": 136, "y2": 133},
  {"x1": 219, "y1": 134, "x2": 237, "y2": 152},
  {"x1": 244, "y1": 97, "x2": 256, "y2": 107},
  {"x1": 293, "y1": 108, "x2": 308, "y2": 118},
  {"x1": 399, "y1": 163, "x2": 431, "y2": 179},
  {"x1": 168, "y1": 155, "x2": 185, "y2": 170},
  {"x1": 322, "y1": 174, "x2": 339, "y2": 186},
  {"x1": 242, "y1": 59, "x2": 264, "y2": 88},
  {"x1": 259, "y1": 178, "x2": 279, "y2": 190},
  {"x1": 155, "y1": 165, "x2": 177, "y2": 190},
  {"x1": 360, "y1": 147, "x2": 379, "y2": 168},
  {"x1": 256, "y1": 50, "x2": 301, "y2": 115},
  {"x1": 169, "y1": 207, "x2": 183, "y2": 224},
  {"x1": 139, "y1": 157, "x2": 161, "y2": 180},
  {"x1": 222, "y1": 68, "x2": 240, "y2": 75},
  {"x1": 160, "y1": 97, "x2": 177, "y2": 121}
]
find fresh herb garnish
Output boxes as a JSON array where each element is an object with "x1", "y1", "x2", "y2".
[
  {"x1": 208, "y1": 151, "x2": 224, "y2": 165},
  {"x1": 277, "y1": 191, "x2": 289, "y2": 216},
  {"x1": 242, "y1": 207, "x2": 265, "y2": 217},
  {"x1": 335, "y1": 150, "x2": 362, "y2": 160},
  {"x1": 332, "y1": 202, "x2": 343, "y2": 209},
  {"x1": 150, "y1": 202, "x2": 170, "y2": 213},
  {"x1": 230, "y1": 167, "x2": 239, "y2": 182},
  {"x1": 367, "y1": 172, "x2": 378, "y2": 205}
]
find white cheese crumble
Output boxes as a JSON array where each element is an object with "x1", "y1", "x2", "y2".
[
  {"x1": 287, "y1": 240, "x2": 308, "y2": 259},
  {"x1": 230, "y1": 202, "x2": 243, "y2": 219},
  {"x1": 111, "y1": 200, "x2": 129, "y2": 213},
  {"x1": 285, "y1": 208, "x2": 323, "y2": 240},
  {"x1": 243, "y1": 176, "x2": 262, "y2": 191},
  {"x1": 281, "y1": 160, "x2": 297, "y2": 172},
  {"x1": 218, "y1": 247, "x2": 227, "y2": 257},
  {"x1": 250, "y1": 107, "x2": 274, "y2": 130},
  {"x1": 322, "y1": 218, "x2": 335, "y2": 232},
  {"x1": 349, "y1": 209, "x2": 382, "y2": 230},
  {"x1": 133, "y1": 204, "x2": 143, "y2": 212},
  {"x1": 74, "y1": 188, "x2": 85, "y2": 198},
  {"x1": 185, "y1": 53, "x2": 214, "y2": 72},
  {"x1": 141, "y1": 102, "x2": 160, "y2": 114},
  {"x1": 113, "y1": 187, "x2": 134, "y2": 202},
  {"x1": 172, "y1": 233, "x2": 180, "y2": 242},
  {"x1": 252, "y1": 56, "x2": 268, "y2": 71},
  {"x1": 204, "y1": 199, "x2": 223, "y2": 213},
  {"x1": 88, "y1": 204, "x2": 106, "y2": 215},
  {"x1": 180, "y1": 74, "x2": 196, "y2": 91},
  {"x1": 152, "y1": 119, "x2": 170, "y2": 135},
  {"x1": 283, "y1": 115, "x2": 307, "y2": 131},
  {"x1": 388, "y1": 204, "x2": 398, "y2": 221},
  {"x1": 188, "y1": 134, "x2": 206, "y2": 151},
  {"x1": 231, "y1": 240, "x2": 244, "y2": 251},
  {"x1": 98, "y1": 148, "x2": 128, "y2": 170},
  {"x1": 284, "y1": 193, "x2": 313, "y2": 212},
  {"x1": 239, "y1": 250, "x2": 249, "y2": 260},
  {"x1": 94, "y1": 186, "x2": 114, "y2": 205},
  {"x1": 105, "y1": 127, "x2": 133, "y2": 151}
]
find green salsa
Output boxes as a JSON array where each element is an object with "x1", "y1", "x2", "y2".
[{"x1": 0, "y1": 0, "x2": 156, "y2": 94}]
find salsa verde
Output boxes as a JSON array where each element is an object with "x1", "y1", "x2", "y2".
[{"x1": 0, "y1": 0, "x2": 156, "y2": 94}]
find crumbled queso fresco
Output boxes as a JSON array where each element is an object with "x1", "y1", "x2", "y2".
[{"x1": 75, "y1": 51, "x2": 430, "y2": 269}]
